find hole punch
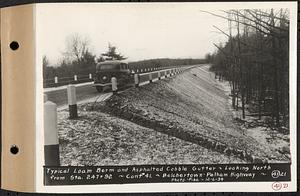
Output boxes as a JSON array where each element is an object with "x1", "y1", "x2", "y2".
[
  {"x1": 10, "y1": 41, "x2": 19, "y2": 50},
  {"x1": 10, "y1": 145, "x2": 19, "y2": 155}
]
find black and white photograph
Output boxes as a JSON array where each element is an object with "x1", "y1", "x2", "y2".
[{"x1": 37, "y1": 2, "x2": 297, "y2": 191}]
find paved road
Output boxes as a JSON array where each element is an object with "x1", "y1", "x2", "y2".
[
  {"x1": 44, "y1": 83, "x2": 104, "y2": 107},
  {"x1": 44, "y1": 65, "x2": 198, "y2": 108}
]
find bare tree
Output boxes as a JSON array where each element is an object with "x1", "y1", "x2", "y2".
[
  {"x1": 63, "y1": 33, "x2": 91, "y2": 63},
  {"x1": 207, "y1": 9, "x2": 289, "y2": 127}
]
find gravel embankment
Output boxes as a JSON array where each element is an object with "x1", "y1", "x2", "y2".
[
  {"x1": 58, "y1": 109, "x2": 244, "y2": 166},
  {"x1": 57, "y1": 65, "x2": 289, "y2": 165},
  {"x1": 88, "y1": 66, "x2": 289, "y2": 163}
]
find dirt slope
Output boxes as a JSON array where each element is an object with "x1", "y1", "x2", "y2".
[
  {"x1": 58, "y1": 65, "x2": 289, "y2": 165},
  {"x1": 89, "y1": 65, "x2": 288, "y2": 163},
  {"x1": 58, "y1": 110, "x2": 244, "y2": 166}
]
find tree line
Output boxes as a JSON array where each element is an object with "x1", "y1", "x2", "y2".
[
  {"x1": 43, "y1": 34, "x2": 127, "y2": 80},
  {"x1": 205, "y1": 9, "x2": 289, "y2": 128},
  {"x1": 43, "y1": 33, "x2": 206, "y2": 80}
]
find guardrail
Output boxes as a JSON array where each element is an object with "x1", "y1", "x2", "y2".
[
  {"x1": 44, "y1": 74, "x2": 93, "y2": 88},
  {"x1": 43, "y1": 66, "x2": 189, "y2": 88},
  {"x1": 43, "y1": 68, "x2": 159, "y2": 88},
  {"x1": 134, "y1": 67, "x2": 188, "y2": 87}
]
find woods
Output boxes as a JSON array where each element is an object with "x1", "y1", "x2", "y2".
[
  {"x1": 43, "y1": 33, "x2": 206, "y2": 81},
  {"x1": 206, "y1": 9, "x2": 290, "y2": 128}
]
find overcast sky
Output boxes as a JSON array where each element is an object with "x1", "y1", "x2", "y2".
[
  {"x1": 36, "y1": 3, "x2": 231, "y2": 66},
  {"x1": 36, "y1": 2, "x2": 291, "y2": 66}
]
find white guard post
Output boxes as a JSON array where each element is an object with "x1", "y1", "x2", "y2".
[
  {"x1": 54, "y1": 76, "x2": 58, "y2": 84},
  {"x1": 67, "y1": 85, "x2": 78, "y2": 119},
  {"x1": 44, "y1": 101, "x2": 60, "y2": 166},
  {"x1": 89, "y1": 73, "x2": 92, "y2": 79},
  {"x1": 111, "y1": 77, "x2": 118, "y2": 94},
  {"x1": 74, "y1": 75, "x2": 77, "y2": 81},
  {"x1": 158, "y1": 72, "x2": 161, "y2": 80},
  {"x1": 149, "y1": 73, "x2": 153, "y2": 83},
  {"x1": 134, "y1": 74, "x2": 139, "y2": 87}
]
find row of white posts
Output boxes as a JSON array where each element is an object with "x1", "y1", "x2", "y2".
[
  {"x1": 51, "y1": 68, "x2": 167, "y2": 84},
  {"x1": 53, "y1": 73, "x2": 93, "y2": 84},
  {"x1": 51, "y1": 68, "x2": 175, "y2": 85},
  {"x1": 43, "y1": 67, "x2": 183, "y2": 165},
  {"x1": 135, "y1": 67, "x2": 158, "y2": 73},
  {"x1": 134, "y1": 68, "x2": 182, "y2": 87},
  {"x1": 51, "y1": 69, "x2": 159, "y2": 84},
  {"x1": 51, "y1": 68, "x2": 181, "y2": 84}
]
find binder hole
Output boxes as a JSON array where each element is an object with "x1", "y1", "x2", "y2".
[
  {"x1": 10, "y1": 41, "x2": 19, "y2": 50},
  {"x1": 10, "y1": 145, "x2": 19, "y2": 154}
]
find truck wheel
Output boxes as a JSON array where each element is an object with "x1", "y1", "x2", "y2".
[{"x1": 96, "y1": 86, "x2": 103, "y2": 93}]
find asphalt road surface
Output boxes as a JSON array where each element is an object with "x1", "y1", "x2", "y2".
[
  {"x1": 44, "y1": 83, "x2": 102, "y2": 107},
  {"x1": 44, "y1": 66, "x2": 196, "y2": 108}
]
